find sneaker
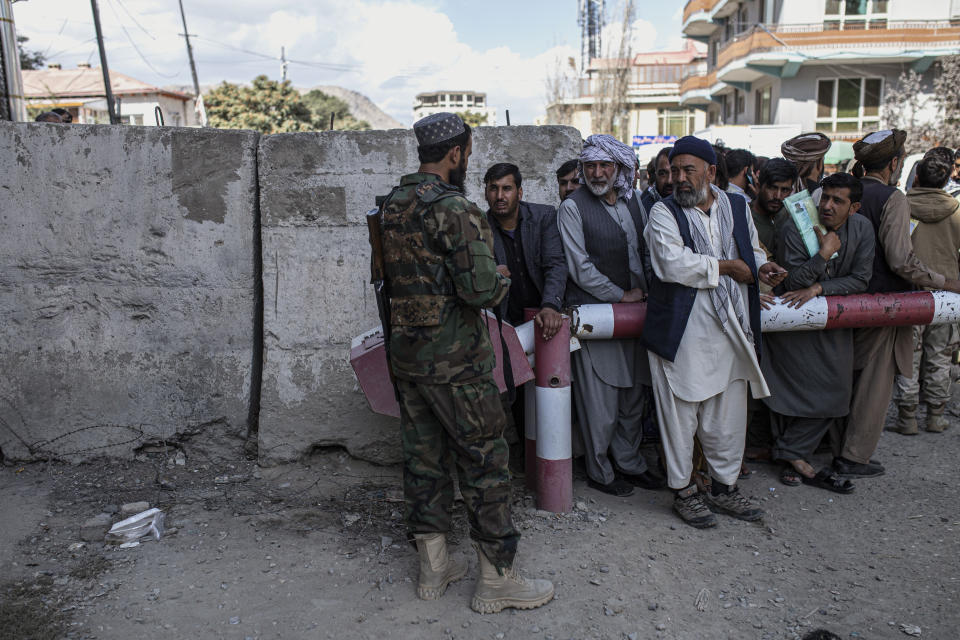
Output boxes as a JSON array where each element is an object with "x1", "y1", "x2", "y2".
[
  {"x1": 703, "y1": 486, "x2": 764, "y2": 522},
  {"x1": 587, "y1": 477, "x2": 634, "y2": 497},
  {"x1": 673, "y1": 485, "x2": 717, "y2": 529},
  {"x1": 833, "y1": 457, "x2": 884, "y2": 478}
]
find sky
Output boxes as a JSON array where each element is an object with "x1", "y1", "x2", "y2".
[{"x1": 12, "y1": 0, "x2": 688, "y2": 126}]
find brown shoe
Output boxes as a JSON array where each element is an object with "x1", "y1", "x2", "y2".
[{"x1": 673, "y1": 485, "x2": 717, "y2": 529}]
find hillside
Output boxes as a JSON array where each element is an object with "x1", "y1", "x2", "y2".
[{"x1": 304, "y1": 85, "x2": 404, "y2": 130}]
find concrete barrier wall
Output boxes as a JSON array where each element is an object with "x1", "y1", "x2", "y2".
[
  {"x1": 0, "y1": 122, "x2": 582, "y2": 465},
  {"x1": 0, "y1": 122, "x2": 259, "y2": 460},
  {"x1": 256, "y1": 126, "x2": 582, "y2": 464}
]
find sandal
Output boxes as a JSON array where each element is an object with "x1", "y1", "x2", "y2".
[
  {"x1": 779, "y1": 466, "x2": 801, "y2": 487},
  {"x1": 801, "y1": 467, "x2": 855, "y2": 494}
]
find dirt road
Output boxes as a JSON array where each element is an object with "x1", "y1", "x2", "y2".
[{"x1": 1, "y1": 408, "x2": 958, "y2": 640}]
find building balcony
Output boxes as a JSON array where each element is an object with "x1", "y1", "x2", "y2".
[
  {"x1": 713, "y1": 20, "x2": 960, "y2": 84},
  {"x1": 679, "y1": 71, "x2": 719, "y2": 105},
  {"x1": 682, "y1": 0, "x2": 737, "y2": 39}
]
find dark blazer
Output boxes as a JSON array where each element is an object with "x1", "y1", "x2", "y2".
[{"x1": 487, "y1": 201, "x2": 567, "y2": 316}]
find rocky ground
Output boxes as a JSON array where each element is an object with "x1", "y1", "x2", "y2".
[{"x1": 1, "y1": 403, "x2": 958, "y2": 640}]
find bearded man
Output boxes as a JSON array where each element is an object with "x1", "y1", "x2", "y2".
[
  {"x1": 643, "y1": 136, "x2": 787, "y2": 528},
  {"x1": 377, "y1": 112, "x2": 553, "y2": 612},
  {"x1": 558, "y1": 134, "x2": 665, "y2": 497}
]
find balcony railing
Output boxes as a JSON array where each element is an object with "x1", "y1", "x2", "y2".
[
  {"x1": 715, "y1": 20, "x2": 960, "y2": 71},
  {"x1": 679, "y1": 71, "x2": 718, "y2": 96},
  {"x1": 682, "y1": 0, "x2": 726, "y2": 25},
  {"x1": 575, "y1": 63, "x2": 707, "y2": 98}
]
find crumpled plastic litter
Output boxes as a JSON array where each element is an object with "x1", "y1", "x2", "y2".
[{"x1": 105, "y1": 507, "x2": 165, "y2": 544}]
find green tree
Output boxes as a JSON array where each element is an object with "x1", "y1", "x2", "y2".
[
  {"x1": 456, "y1": 111, "x2": 489, "y2": 127},
  {"x1": 302, "y1": 89, "x2": 370, "y2": 130},
  {"x1": 204, "y1": 75, "x2": 315, "y2": 134},
  {"x1": 18, "y1": 35, "x2": 46, "y2": 70}
]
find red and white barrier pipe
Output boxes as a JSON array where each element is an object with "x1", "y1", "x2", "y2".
[
  {"x1": 534, "y1": 315, "x2": 572, "y2": 513},
  {"x1": 512, "y1": 292, "x2": 960, "y2": 352},
  {"x1": 759, "y1": 290, "x2": 960, "y2": 332}
]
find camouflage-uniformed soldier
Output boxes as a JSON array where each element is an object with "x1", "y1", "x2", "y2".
[{"x1": 376, "y1": 112, "x2": 553, "y2": 613}]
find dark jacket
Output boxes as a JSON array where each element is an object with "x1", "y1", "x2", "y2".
[
  {"x1": 487, "y1": 201, "x2": 567, "y2": 317},
  {"x1": 642, "y1": 193, "x2": 761, "y2": 363}
]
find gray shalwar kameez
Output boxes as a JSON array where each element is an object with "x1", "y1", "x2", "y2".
[
  {"x1": 761, "y1": 213, "x2": 875, "y2": 462},
  {"x1": 558, "y1": 196, "x2": 650, "y2": 485}
]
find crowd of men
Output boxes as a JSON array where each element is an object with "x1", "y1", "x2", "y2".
[{"x1": 374, "y1": 111, "x2": 960, "y2": 613}]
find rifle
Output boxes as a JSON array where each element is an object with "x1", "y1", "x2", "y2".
[{"x1": 366, "y1": 205, "x2": 398, "y2": 394}]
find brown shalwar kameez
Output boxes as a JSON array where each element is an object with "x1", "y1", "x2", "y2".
[{"x1": 833, "y1": 177, "x2": 945, "y2": 464}]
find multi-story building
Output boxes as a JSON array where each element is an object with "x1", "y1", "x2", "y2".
[
  {"x1": 546, "y1": 41, "x2": 709, "y2": 161},
  {"x1": 412, "y1": 90, "x2": 497, "y2": 126},
  {"x1": 679, "y1": 0, "x2": 960, "y2": 140},
  {"x1": 23, "y1": 63, "x2": 198, "y2": 126}
]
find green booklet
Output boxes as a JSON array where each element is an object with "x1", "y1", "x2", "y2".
[{"x1": 784, "y1": 189, "x2": 832, "y2": 259}]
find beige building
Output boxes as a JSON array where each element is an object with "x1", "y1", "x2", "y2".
[
  {"x1": 679, "y1": 0, "x2": 960, "y2": 141},
  {"x1": 412, "y1": 90, "x2": 498, "y2": 126},
  {"x1": 546, "y1": 41, "x2": 708, "y2": 162},
  {"x1": 23, "y1": 64, "x2": 198, "y2": 126}
]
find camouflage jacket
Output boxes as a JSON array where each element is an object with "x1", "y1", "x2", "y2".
[{"x1": 380, "y1": 172, "x2": 510, "y2": 384}]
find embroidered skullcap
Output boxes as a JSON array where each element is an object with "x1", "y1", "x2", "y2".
[
  {"x1": 781, "y1": 132, "x2": 832, "y2": 164},
  {"x1": 853, "y1": 129, "x2": 907, "y2": 165},
  {"x1": 414, "y1": 112, "x2": 466, "y2": 146},
  {"x1": 669, "y1": 135, "x2": 717, "y2": 166},
  {"x1": 579, "y1": 134, "x2": 638, "y2": 199}
]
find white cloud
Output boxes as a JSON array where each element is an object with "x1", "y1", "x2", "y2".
[{"x1": 12, "y1": 0, "x2": 578, "y2": 126}]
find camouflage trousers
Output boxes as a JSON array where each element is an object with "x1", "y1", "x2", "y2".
[
  {"x1": 395, "y1": 376, "x2": 519, "y2": 569},
  {"x1": 895, "y1": 324, "x2": 958, "y2": 406}
]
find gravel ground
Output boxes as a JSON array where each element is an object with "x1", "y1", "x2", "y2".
[{"x1": 1, "y1": 402, "x2": 958, "y2": 640}]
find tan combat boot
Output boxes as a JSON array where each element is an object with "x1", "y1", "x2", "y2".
[
  {"x1": 413, "y1": 533, "x2": 468, "y2": 600},
  {"x1": 892, "y1": 404, "x2": 919, "y2": 435},
  {"x1": 470, "y1": 545, "x2": 555, "y2": 614},
  {"x1": 926, "y1": 403, "x2": 949, "y2": 433}
]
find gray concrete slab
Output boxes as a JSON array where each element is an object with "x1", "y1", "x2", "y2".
[
  {"x1": 0, "y1": 123, "x2": 259, "y2": 461},
  {"x1": 257, "y1": 125, "x2": 582, "y2": 465}
]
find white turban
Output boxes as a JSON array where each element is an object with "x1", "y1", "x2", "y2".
[{"x1": 579, "y1": 134, "x2": 636, "y2": 200}]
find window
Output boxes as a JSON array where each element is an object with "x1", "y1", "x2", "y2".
[
  {"x1": 658, "y1": 108, "x2": 697, "y2": 137},
  {"x1": 736, "y1": 5, "x2": 750, "y2": 35},
  {"x1": 755, "y1": 86, "x2": 772, "y2": 124},
  {"x1": 815, "y1": 77, "x2": 882, "y2": 133},
  {"x1": 824, "y1": 0, "x2": 888, "y2": 29},
  {"x1": 120, "y1": 114, "x2": 143, "y2": 125}
]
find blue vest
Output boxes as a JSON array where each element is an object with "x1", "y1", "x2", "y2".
[{"x1": 641, "y1": 193, "x2": 762, "y2": 363}]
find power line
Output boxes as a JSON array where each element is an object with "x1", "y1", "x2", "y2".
[
  {"x1": 104, "y1": 0, "x2": 181, "y2": 78},
  {"x1": 191, "y1": 35, "x2": 360, "y2": 73},
  {"x1": 113, "y1": 0, "x2": 156, "y2": 40}
]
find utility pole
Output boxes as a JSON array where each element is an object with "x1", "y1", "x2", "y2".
[
  {"x1": 90, "y1": 0, "x2": 118, "y2": 124},
  {"x1": 280, "y1": 46, "x2": 288, "y2": 83},
  {"x1": 177, "y1": 0, "x2": 201, "y2": 98}
]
